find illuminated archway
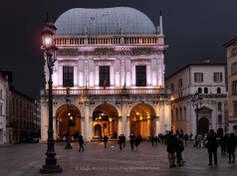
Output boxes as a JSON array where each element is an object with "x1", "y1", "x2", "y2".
[
  {"x1": 56, "y1": 104, "x2": 81, "y2": 140},
  {"x1": 130, "y1": 103, "x2": 156, "y2": 138},
  {"x1": 92, "y1": 104, "x2": 118, "y2": 139}
]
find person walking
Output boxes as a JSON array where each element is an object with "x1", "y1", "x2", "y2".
[
  {"x1": 205, "y1": 129, "x2": 218, "y2": 166},
  {"x1": 129, "y1": 133, "x2": 135, "y2": 150},
  {"x1": 118, "y1": 134, "x2": 123, "y2": 150},
  {"x1": 220, "y1": 133, "x2": 228, "y2": 155},
  {"x1": 122, "y1": 134, "x2": 126, "y2": 148},
  {"x1": 227, "y1": 133, "x2": 235, "y2": 163},
  {"x1": 184, "y1": 133, "x2": 189, "y2": 147},
  {"x1": 103, "y1": 135, "x2": 109, "y2": 149},
  {"x1": 175, "y1": 135, "x2": 185, "y2": 166},
  {"x1": 78, "y1": 134, "x2": 85, "y2": 152},
  {"x1": 166, "y1": 131, "x2": 177, "y2": 168},
  {"x1": 135, "y1": 135, "x2": 143, "y2": 151}
]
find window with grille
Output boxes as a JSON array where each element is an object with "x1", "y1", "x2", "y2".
[
  {"x1": 136, "y1": 66, "x2": 146, "y2": 86},
  {"x1": 231, "y1": 62, "x2": 237, "y2": 75},
  {"x1": 231, "y1": 47, "x2": 237, "y2": 57},
  {"x1": 232, "y1": 80, "x2": 237, "y2": 95},
  {"x1": 234, "y1": 101, "x2": 237, "y2": 116},
  {"x1": 194, "y1": 72, "x2": 203, "y2": 82},
  {"x1": 99, "y1": 66, "x2": 110, "y2": 87},
  {"x1": 178, "y1": 78, "x2": 182, "y2": 88},
  {"x1": 214, "y1": 72, "x2": 223, "y2": 82},
  {"x1": 63, "y1": 66, "x2": 74, "y2": 87}
]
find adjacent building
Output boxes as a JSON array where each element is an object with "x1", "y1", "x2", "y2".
[
  {"x1": 223, "y1": 38, "x2": 237, "y2": 135},
  {"x1": 165, "y1": 59, "x2": 227, "y2": 136},
  {"x1": 0, "y1": 71, "x2": 9, "y2": 144},
  {"x1": 40, "y1": 7, "x2": 172, "y2": 141},
  {"x1": 6, "y1": 86, "x2": 40, "y2": 143}
]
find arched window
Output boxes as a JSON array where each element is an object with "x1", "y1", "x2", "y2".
[
  {"x1": 217, "y1": 87, "x2": 221, "y2": 94},
  {"x1": 176, "y1": 108, "x2": 179, "y2": 121},
  {"x1": 180, "y1": 107, "x2": 182, "y2": 120},
  {"x1": 218, "y1": 102, "x2": 222, "y2": 111},
  {"x1": 198, "y1": 87, "x2": 202, "y2": 94},
  {"x1": 204, "y1": 87, "x2": 208, "y2": 94}
]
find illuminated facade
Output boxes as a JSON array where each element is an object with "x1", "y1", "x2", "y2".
[
  {"x1": 40, "y1": 7, "x2": 171, "y2": 141},
  {"x1": 165, "y1": 59, "x2": 227, "y2": 136}
]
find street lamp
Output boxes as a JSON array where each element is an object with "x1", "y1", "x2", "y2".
[
  {"x1": 40, "y1": 21, "x2": 62, "y2": 173},
  {"x1": 65, "y1": 88, "x2": 72, "y2": 149},
  {"x1": 191, "y1": 91, "x2": 203, "y2": 135}
]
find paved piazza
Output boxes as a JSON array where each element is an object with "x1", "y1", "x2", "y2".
[{"x1": 0, "y1": 141, "x2": 236, "y2": 176}]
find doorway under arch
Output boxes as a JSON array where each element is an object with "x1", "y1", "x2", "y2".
[
  {"x1": 56, "y1": 104, "x2": 81, "y2": 141},
  {"x1": 92, "y1": 104, "x2": 118, "y2": 139},
  {"x1": 130, "y1": 103, "x2": 156, "y2": 138},
  {"x1": 198, "y1": 117, "x2": 209, "y2": 135}
]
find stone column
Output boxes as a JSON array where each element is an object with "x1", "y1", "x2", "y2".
[
  {"x1": 155, "y1": 116, "x2": 160, "y2": 136},
  {"x1": 118, "y1": 116, "x2": 122, "y2": 136},
  {"x1": 126, "y1": 116, "x2": 130, "y2": 139},
  {"x1": 164, "y1": 101, "x2": 172, "y2": 132},
  {"x1": 160, "y1": 101, "x2": 165, "y2": 133}
]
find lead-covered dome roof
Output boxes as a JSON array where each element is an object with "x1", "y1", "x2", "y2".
[{"x1": 55, "y1": 7, "x2": 156, "y2": 36}]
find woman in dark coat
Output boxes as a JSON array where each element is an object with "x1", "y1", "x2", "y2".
[{"x1": 227, "y1": 133, "x2": 236, "y2": 163}]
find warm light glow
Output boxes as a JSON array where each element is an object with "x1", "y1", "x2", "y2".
[
  {"x1": 70, "y1": 116, "x2": 73, "y2": 120},
  {"x1": 45, "y1": 37, "x2": 52, "y2": 46},
  {"x1": 136, "y1": 112, "x2": 139, "y2": 115},
  {"x1": 109, "y1": 118, "x2": 112, "y2": 122},
  {"x1": 140, "y1": 117, "x2": 143, "y2": 120}
]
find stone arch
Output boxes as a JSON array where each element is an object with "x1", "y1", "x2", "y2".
[
  {"x1": 198, "y1": 117, "x2": 209, "y2": 135},
  {"x1": 92, "y1": 103, "x2": 119, "y2": 139},
  {"x1": 55, "y1": 104, "x2": 81, "y2": 141},
  {"x1": 128, "y1": 103, "x2": 156, "y2": 138}
]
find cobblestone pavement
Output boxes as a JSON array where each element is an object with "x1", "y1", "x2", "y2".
[{"x1": 0, "y1": 141, "x2": 236, "y2": 176}]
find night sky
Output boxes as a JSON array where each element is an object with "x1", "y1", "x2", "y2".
[{"x1": 1, "y1": 0, "x2": 236, "y2": 99}]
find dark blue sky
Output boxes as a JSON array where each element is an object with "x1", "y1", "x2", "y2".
[{"x1": 0, "y1": 0, "x2": 236, "y2": 98}]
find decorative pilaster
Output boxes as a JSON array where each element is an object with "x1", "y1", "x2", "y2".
[
  {"x1": 118, "y1": 116, "x2": 122, "y2": 136},
  {"x1": 160, "y1": 101, "x2": 165, "y2": 133}
]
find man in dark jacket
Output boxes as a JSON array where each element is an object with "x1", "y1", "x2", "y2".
[
  {"x1": 166, "y1": 131, "x2": 177, "y2": 167},
  {"x1": 205, "y1": 129, "x2": 218, "y2": 165}
]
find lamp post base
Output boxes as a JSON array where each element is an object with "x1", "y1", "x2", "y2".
[
  {"x1": 40, "y1": 165, "x2": 62, "y2": 174},
  {"x1": 65, "y1": 142, "x2": 73, "y2": 149}
]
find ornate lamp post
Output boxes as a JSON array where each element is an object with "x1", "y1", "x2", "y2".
[
  {"x1": 40, "y1": 21, "x2": 62, "y2": 173},
  {"x1": 65, "y1": 88, "x2": 73, "y2": 149},
  {"x1": 191, "y1": 91, "x2": 203, "y2": 135}
]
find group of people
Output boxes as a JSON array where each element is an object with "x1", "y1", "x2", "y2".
[
  {"x1": 76, "y1": 129, "x2": 235, "y2": 168},
  {"x1": 192, "y1": 129, "x2": 236, "y2": 165},
  {"x1": 165, "y1": 131, "x2": 185, "y2": 167},
  {"x1": 202, "y1": 129, "x2": 236, "y2": 165}
]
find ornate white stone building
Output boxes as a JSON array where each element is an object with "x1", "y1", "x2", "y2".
[
  {"x1": 165, "y1": 59, "x2": 227, "y2": 136},
  {"x1": 40, "y1": 7, "x2": 171, "y2": 141}
]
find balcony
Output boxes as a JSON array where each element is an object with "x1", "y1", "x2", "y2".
[{"x1": 41, "y1": 87, "x2": 169, "y2": 96}]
